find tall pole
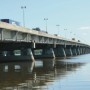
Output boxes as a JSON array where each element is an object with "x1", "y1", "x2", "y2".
[
  {"x1": 56, "y1": 24, "x2": 60, "y2": 35},
  {"x1": 44, "y1": 18, "x2": 48, "y2": 33},
  {"x1": 64, "y1": 29, "x2": 67, "y2": 38},
  {"x1": 70, "y1": 32, "x2": 72, "y2": 39},
  {"x1": 21, "y1": 6, "x2": 26, "y2": 27}
]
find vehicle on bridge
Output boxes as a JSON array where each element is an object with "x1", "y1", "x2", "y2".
[{"x1": 0, "y1": 19, "x2": 20, "y2": 26}]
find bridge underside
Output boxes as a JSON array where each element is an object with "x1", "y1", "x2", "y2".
[{"x1": 0, "y1": 41, "x2": 90, "y2": 62}]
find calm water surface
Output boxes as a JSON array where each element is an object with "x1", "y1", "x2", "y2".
[{"x1": 0, "y1": 54, "x2": 90, "y2": 90}]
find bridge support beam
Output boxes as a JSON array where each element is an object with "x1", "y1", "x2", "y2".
[
  {"x1": 32, "y1": 47, "x2": 55, "y2": 59},
  {"x1": 71, "y1": 48, "x2": 77, "y2": 56},
  {"x1": 42, "y1": 48, "x2": 55, "y2": 58},
  {"x1": 82, "y1": 47, "x2": 86, "y2": 54},
  {"x1": 0, "y1": 49, "x2": 34, "y2": 61},
  {"x1": 88, "y1": 48, "x2": 90, "y2": 53},
  {"x1": 76, "y1": 47, "x2": 80, "y2": 55},
  {"x1": 64, "y1": 46, "x2": 72, "y2": 57},
  {"x1": 79, "y1": 47, "x2": 83, "y2": 55},
  {"x1": 81, "y1": 47, "x2": 89, "y2": 54},
  {"x1": 54, "y1": 46, "x2": 66, "y2": 58},
  {"x1": 86, "y1": 48, "x2": 90, "y2": 54},
  {"x1": 85, "y1": 48, "x2": 88, "y2": 54},
  {"x1": 21, "y1": 48, "x2": 35, "y2": 61}
]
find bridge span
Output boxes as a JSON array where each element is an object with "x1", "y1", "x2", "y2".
[{"x1": 0, "y1": 22, "x2": 90, "y2": 61}]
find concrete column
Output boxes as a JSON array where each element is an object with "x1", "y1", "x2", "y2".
[
  {"x1": 21, "y1": 48, "x2": 35, "y2": 61},
  {"x1": 31, "y1": 41, "x2": 36, "y2": 48},
  {"x1": 87, "y1": 48, "x2": 90, "y2": 54},
  {"x1": 88, "y1": 48, "x2": 90, "y2": 53},
  {"x1": 86, "y1": 48, "x2": 89, "y2": 54},
  {"x1": 76, "y1": 47, "x2": 80, "y2": 55},
  {"x1": 0, "y1": 49, "x2": 34, "y2": 61},
  {"x1": 42, "y1": 48, "x2": 55, "y2": 58},
  {"x1": 84, "y1": 48, "x2": 86, "y2": 54},
  {"x1": 86, "y1": 48, "x2": 88, "y2": 54},
  {"x1": 84, "y1": 48, "x2": 87, "y2": 54},
  {"x1": 82, "y1": 48, "x2": 86, "y2": 54},
  {"x1": 89, "y1": 48, "x2": 90, "y2": 53},
  {"x1": 54, "y1": 46, "x2": 66, "y2": 58},
  {"x1": 71, "y1": 48, "x2": 77, "y2": 56},
  {"x1": 65, "y1": 46, "x2": 72, "y2": 57},
  {"x1": 82, "y1": 47, "x2": 85, "y2": 54},
  {"x1": 79, "y1": 47, "x2": 83, "y2": 55}
]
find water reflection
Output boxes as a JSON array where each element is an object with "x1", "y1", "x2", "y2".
[{"x1": 0, "y1": 58, "x2": 85, "y2": 90}]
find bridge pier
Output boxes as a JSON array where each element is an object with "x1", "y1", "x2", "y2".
[
  {"x1": 21, "y1": 48, "x2": 35, "y2": 61},
  {"x1": 64, "y1": 46, "x2": 72, "y2": 57},
  {"x1": 42, "y1": 48, "x2": 55, "y2": 58},
  {"x1": 32, "y1": 47, "x2": 55, "y2": 59},
  {"x1": 0, "y1": 48, "x2": 34, "y2": 61},
  {"x1": 71, "y1": 47, "x2": 77, "y2": 56},
  {"x1": 86, "y1": 48, "x2": 90, "y2": 54},
  {"x1": 81, "y1": 47, "x2": 88, "y2": 54},
  {"x1": 83, "y1": 48, "x2": 86, "y2": 54},
  {"x1": 82, "y1": 47, "x2": 86, "y2": 54},
  {"x1": 79, "y1": 47, "x2": 83, "y2": 55},
  {"x1": 76, "y1": 47, "x2": 80, "y2": 55},
  {"x1": 85, "y1": 48, "x2": 88, "y2": 54},
  {"x1": 88, "y1": 48, "x2": 90, "y2": 53},
  {"x1": 82, "y1": 47, "x2": 85, "y2": 54},
  {"x1": 54, "y1": 46, "x2": 66, "y2": 58}
]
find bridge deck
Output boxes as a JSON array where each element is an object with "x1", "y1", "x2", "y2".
[{"x1": 0, "y1": 22, "x2": 89, "y2": 47}]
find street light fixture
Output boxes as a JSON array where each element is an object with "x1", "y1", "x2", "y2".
[
  {"x1": 21, "y1": 6, "x2": 26, "y2": 27},
  {"x1": 64, "y1": 29, "x2": 67, "y2": 38},
  {"x1": 56, "y1": 24, "x2": 60, "y2": 35},
  {"x1": 44, "y1": 18, "x2": 48, "y2": 33},
  {"x1": 70, "y1": 31, "x2": 72, "y2": 39}
]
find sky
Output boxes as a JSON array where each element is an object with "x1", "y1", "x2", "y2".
[{"x1": 0, "y1": 0, "x2": 90, "y2": 44}]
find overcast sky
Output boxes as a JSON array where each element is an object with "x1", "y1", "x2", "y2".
[{"x1": 0, "y1": 0, "x2": 90, "y2": 44}]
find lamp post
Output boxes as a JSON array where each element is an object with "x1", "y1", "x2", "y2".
[
  {"x1": 70, "y1": 32, "x2": 72, "y2": 39},
  {"x1": 21, "y1": 6, "x2": 26, "y2": 27},
  {"x1": 64, "y1": 29, "x2": 67, "y2": 38},
  {"x1": 56, "y1": 24, "x2": 60, "y2": 35},
  {"x1": 44, "y1": 18, "x2": 48, "y2": 33},
  {"x1": 74, "y1": 33, "x2": 76, "y2": 39}
]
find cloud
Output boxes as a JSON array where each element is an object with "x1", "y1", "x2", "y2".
[{"x1": 79, "y1": 26, "x2": 90, "y2": 30}]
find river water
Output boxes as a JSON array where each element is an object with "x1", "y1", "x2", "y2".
[{"x1": 0, "y1": 54, "x2": 90, "y2": 90}]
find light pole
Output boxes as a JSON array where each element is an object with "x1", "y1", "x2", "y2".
[
  {"x1": 70, "y1": 32, "x2": 72, "y2": 39},
  {"x1": 44, "y1": 18, "x2": 48, "y2": 33},
  {"x1": 64, "y1": 29, "x2": 67, "y2": 38},
  {"x1": 56, "y1": 24, "x2": 60, "y2": 35},
  {"x1": 21, "y1": 6, "x2": 26, "y2": 27},
  {"x1": 74, "y1": 33, "x2": 76, "y2": 39}
]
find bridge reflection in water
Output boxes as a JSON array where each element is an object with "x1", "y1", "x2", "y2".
[{"x1": 0, "y1": 58, "x2": 84, "y2": 90}]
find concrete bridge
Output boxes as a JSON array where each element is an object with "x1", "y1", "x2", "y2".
[{"x1": 0, "y1": 22, "x2": 90, "y2": 61}]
